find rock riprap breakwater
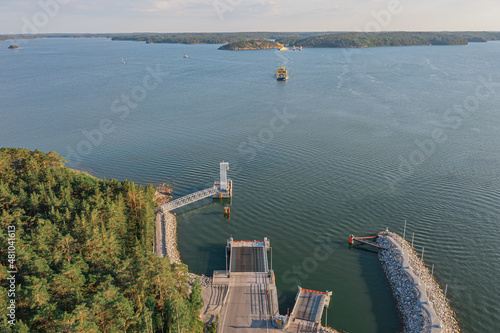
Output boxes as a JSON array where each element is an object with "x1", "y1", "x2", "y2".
[
  {"x1": 377, "y1": 232, "x2": 460, "y2": 333},
  {"x1": 156, "y1": 211, "x2": 182, "y2": 264}
]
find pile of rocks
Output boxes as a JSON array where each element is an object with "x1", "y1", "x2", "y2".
[
  {"x1": 378, "y1": 232, "x2": 460, "y2": 333},
  {"x1": 188, "y1": 273, "x2": 213, "y2": 287},
  {"x1": 155, "y1": 186, "x2": 172, "y2": 207},
  {"x1": 163, "y1": 212, "x2": 182, "y2": 265},
  {"x1": 388, "y1": 233, "x2": 460, "y2": 333},
  {"x1": 378, "y1": 236, "x2": 427, "y2": 332}
]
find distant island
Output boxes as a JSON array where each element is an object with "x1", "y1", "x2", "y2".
[
  {"x1": 108, "y1": 31, "x2": 500, "y2": 50},
  {"x1": 219, "y1": 40, "x2": 280, "y2": 50},
  {"x1": 1, "y1": 31, "x2": 500, "y2": 49},
  {"x1": 8, "y1": 44, "x2": 20, "y2": 49},
  {"x1": 275, "y1": 32, "x2": 469, "y2": 48},
  {"x1": 217, "y1": 32, "x2": 471, "y2": 50}
]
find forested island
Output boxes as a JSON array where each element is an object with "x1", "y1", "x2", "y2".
[
  {"x1": 275, "y1": 32, "x2": 469, "y2": 48},
  {"x1": 2, "y1": 31, "x2": 500, "y2": 49},
  {"x1": 110, "y1": 32, "x2": 303, "y2": 44},
  {"x1": 219, "y1": 40, "x2": 280, "y2": 50},
  {"x1": 0, "y1": 148, "x2": 205, "y2": 332}
]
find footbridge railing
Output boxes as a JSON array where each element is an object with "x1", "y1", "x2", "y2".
[{"x1": 161, "y1": 186, "x2": 218, "y2": 212}]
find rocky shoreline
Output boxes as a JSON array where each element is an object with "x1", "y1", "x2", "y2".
[
  {"x1": 159, "y1": 211, "x2": 214, "y2": 281},
  {"x1": 162, "y1": 211, "x2": 182, "y2": 264},
  {"x1": 377, "y1": 232, "x2": 460, "y2": 333}
]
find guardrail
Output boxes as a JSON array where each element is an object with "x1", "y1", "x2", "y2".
[{"x1": 161, "y1": 186, "x2": 217, "y2": 212}]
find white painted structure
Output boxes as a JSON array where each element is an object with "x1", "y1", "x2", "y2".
[{"x1": 220, "y1": 161, "x2": 229, "y2": 191}]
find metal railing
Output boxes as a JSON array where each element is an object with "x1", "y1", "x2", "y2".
[{"x1": 161, "y1": 186, "x2": 218, "y2": 212}]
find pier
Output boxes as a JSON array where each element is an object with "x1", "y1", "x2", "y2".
[
  {"x1": 349, "y1": 229, "x2": 460, "y2": 333},
  {"x1": 216, "y1": 238, "x2": 276, "y2": 332},
  {"x1": 349, "y1": 234, "x2": 387, "y2": 250},
  {"x1": 160, "y1": 161, "x2": 232, "y2": 213},
  {"x1": 206, "y1": 238, "x2": 332, "y2": 333},
  {"x1": 155, "y1": 162, "x2": 232, "y2": 259}
]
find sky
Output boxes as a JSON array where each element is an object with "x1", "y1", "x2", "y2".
[{"x1": 1, "y1": 0, "x2": 500, "y2": 34}]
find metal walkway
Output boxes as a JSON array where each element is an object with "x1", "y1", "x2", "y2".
[
  {"x1": 161, "y1": 186, "x2": 217, "y2": 212},
  {"x1": 159, "y1": 161, "x2": 232, "y2": 213}
]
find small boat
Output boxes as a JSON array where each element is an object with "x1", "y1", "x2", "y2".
[
  {"x1": 276, "y1": 65, "x2": 288, "y2": 81},
  {"x1": 183, "y1": 54, "x2": 188, "y2": 58},
  {"x1": 122, "y1": 57, "x2": 125, "y2": 64},
  {"x1": 299, "y1": 46, "x2": 303, "y2": 51}
]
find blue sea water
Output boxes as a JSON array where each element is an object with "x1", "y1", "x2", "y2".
[{"x1": 1, "y1": 37, "x2": 500, "y2": 332}]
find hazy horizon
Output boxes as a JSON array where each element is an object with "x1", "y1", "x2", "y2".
[
  {"x1": 1, "y1": 0, "x2": 499, "y2": 35},
  {"x1": 3, "y1": 30, "x2": 500, "y2": 36}
]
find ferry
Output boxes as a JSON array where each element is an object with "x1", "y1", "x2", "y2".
[
  {"x1": 277, "y1": 42, "x2": 288, "y2": 51},
  {"x1": 276, "y1": 65, "x2": 288, "y2": 81}
]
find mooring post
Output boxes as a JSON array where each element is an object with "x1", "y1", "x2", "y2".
[
  {"x1": 444, "y1": 284, "x2": 448, "y2": 299},
  {"x1": 411, "y1": 232, "x2": 415, "y2": 249},
  {"x1": 431, "y1": 264, "x2": 434, "y2": 277},
  {"x1": 403, "y1": 219, "x2": 407, "y2": 240},
  {"x1": 421, "y1": 247, "x2": 425, "y2": 261}
]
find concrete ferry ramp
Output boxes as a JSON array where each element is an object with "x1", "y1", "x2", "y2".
[
  {"x1": 292, "y1": 289, "x2": 325, "y2": 322},
  {"x1": 218, "y1": 239, "x2": 275, "y2": 332},
  {"x1": 286, "y1": 288, "x2": 331, "y2": 332},
  {"x1": 218, "y1": 239, "x2": 331, "y2": 332},
  {"x1": 230, "y1": 246, "x2": 267, "y2": 273},
  {"x1": 219, "y1": 274, "x2": 273, "y2": 332}
]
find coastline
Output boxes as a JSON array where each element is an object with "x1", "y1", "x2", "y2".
[
  {"x1": 158, "y1": 208, "x2": 460, "y2": 332},
  {"x1": 63, "y1": 173, "x2": 460, "y2": 332},
  {"x1": 155, "y1": 209, "x2": 215, "y2": 325},
  {"x1": 377, "y1": 232, "x2": 460, "y2": 332},
  {"x1": 161, "y1": 211, "x2": 182, "y2": 264}
]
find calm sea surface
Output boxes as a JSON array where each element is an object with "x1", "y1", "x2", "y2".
[{"x1": 2, "y1": 38, "x2": 500, "y2": 333}]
